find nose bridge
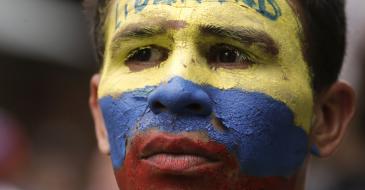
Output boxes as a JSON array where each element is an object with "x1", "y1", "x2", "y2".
[
  {"x1": 167, "y1": 24, "x2": 201, "y2": 75},
  {"x1": 167, "y1": 44, "x2": 193, "y2": 77},
  {"x1": 147, "y1": 77, "x2": 212, "y2": 116},
  {"x1": 164, "y1": 24, "x2": 214, "y2": 83}
]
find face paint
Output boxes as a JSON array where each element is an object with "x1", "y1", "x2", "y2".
[{"x1": 98, "y1": 0, "x2": 313, "y2": 189}]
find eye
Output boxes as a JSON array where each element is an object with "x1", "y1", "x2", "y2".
[
  {"x1": 125, "y1": 46, "x2": 169, "y2": 71},
  {"x1": 207, "y1": 44, "x2": 254, "y2": 69}
]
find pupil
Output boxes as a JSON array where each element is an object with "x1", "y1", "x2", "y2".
[
  {"x1": 219, "y1": 50, "x2": 237, "y2": 63},
  {"x1": 135, "y1": 48, "x2": 151, "y2": 61}
]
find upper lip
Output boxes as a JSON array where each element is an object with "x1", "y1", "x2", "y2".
[{"x1": 139, "y1": 133, "x2": 223, "y2": 162}]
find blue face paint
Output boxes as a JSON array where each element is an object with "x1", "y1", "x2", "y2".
[
  {"x1": 115, "y1": 2, "x2": 122, "y2": 30},
  {"x1": 100, "y1": 77, "x2": 308, "y2": 177},
  {"x1": 310, "y1": 144, "x2": 320, "y2": 157},
  {"x1": 153, "y1": 0, "x2": 177, "y2": 5},
  {"x1": 134, "y1": 0, "x2": 149, "y2": 13},
  {"x1": 257, "y1": 0, "x2": 281, "y2": 20}
]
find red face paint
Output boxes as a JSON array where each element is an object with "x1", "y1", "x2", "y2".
[{"x1": 114, "y1": 131, "x2": 296, "y2": 190}]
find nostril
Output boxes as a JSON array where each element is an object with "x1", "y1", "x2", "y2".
[
  {"x1": 147, "y1": 77, "x2": 213, "y2": 115},
  {"x1": 186, "y1": 103, "x2": 204, "y2": 113},
  {"x1": 152, "y1": 101, "x2": 167, "y2": 112}
]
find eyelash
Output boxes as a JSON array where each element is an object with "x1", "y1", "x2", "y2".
[
  {"x1": 125, "y1": 45, "x2": 168, "y2": 63},
  {"x1": 207, "y1": 44, "x2": 254, "y2": 66}
]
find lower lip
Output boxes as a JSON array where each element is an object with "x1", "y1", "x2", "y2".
[{"x1": 143, "y1": 154, "x2": 221, "y2": 173}]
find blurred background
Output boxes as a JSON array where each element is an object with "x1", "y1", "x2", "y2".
[{"x1": 0, "y1": 0, "x2": 363, "y2": 190}]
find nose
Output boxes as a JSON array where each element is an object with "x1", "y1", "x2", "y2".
[{"x1": 147, "y1": 77, "x2": 212, "y2": 116}]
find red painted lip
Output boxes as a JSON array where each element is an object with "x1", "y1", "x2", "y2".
[{"x1": 138, "y1": 133, "x2": 225, "y2": 174}]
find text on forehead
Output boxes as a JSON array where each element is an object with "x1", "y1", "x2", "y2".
[{"x1": 115, "y1": 0, "x2": 281, "y2": 30}]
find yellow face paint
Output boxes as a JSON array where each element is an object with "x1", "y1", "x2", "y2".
[{"x1": 99, "y1": 0, "x2": 314, "y2": 132}]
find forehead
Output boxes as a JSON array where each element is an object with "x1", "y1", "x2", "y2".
[{"x1": 106, "y1": 0, "x2": 302, "y2": 39}]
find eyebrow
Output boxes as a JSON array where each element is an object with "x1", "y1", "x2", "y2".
[
  {"x1": 199, "y1": 25, "x2": 279, "y2": 56},
  {"x1": 111, "y1": 20, "x2": 187, "y2": 54},
  {"x1": 113, "y1": 25, "x2": 165, "y2": 41},
  {"x1": 112, "y1": 20, "x2": 187, "y2": 42}
]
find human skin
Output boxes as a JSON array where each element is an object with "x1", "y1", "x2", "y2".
[{"x1": 89, "y1": 0, "x2": 356, "y2": 189}]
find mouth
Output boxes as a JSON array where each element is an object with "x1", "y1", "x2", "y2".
[{"x1": 139, "y1": 132, "x2": 225, "y2": 175}]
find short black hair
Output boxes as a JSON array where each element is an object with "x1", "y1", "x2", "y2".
[
  {"x1": 83, "y1": 0, "x2": 109, "y2": 66},
  {"x1": 292, "y1": 0, "x2": 346, "y2": 92},
  {"x1": 83, "y1": 0, "x2": 346, "y2": 92}
]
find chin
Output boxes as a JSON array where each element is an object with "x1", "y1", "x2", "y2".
[{"x1": 112, "y1": 131, "x2": 296, "y2": 190}]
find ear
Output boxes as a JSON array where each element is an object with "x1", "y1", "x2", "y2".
[
  {"x1": 311, "y1": 81, "x2": 356, "y2": 157},
  {"x1": 89, "y1": 74, "x2": 110, "y2": 154}
]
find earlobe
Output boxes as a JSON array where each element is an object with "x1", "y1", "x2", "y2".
[
  {"x1": 311, "y1": 81, "x2": 356, "y2": 157},
  {"x1": 89, "y1": 74, "x2": 110, "y2": 155}
]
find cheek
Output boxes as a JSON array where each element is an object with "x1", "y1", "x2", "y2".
[
  {"x1": 209, "y1": 89, "x2": 309, "y2": 176},
  {"x1": 99, "y1": 91, "x2": 150, "y2": 169}
]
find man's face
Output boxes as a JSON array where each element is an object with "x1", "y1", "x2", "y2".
[{"x1": 98, "y1": 0, "x2": 314, "y2": 189}]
